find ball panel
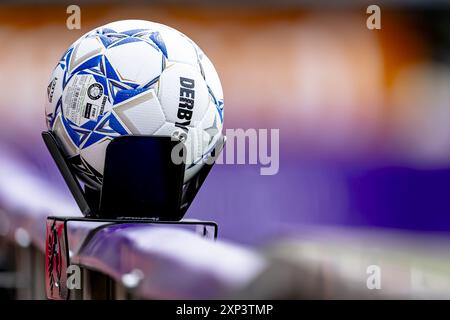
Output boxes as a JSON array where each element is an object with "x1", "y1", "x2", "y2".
[
  {"x1": 68, "y1": 36, "x2": 104, "y2": 74},
  {"x1": 45, "y1": 64, "x2": 65, "y2": 128},
  {"x1": 105, "y1": 40, "x2": 164, "y2": 86},
  {"x1": 52, "y1": 113, "x2": 78, "y2": 157},
  {"x1": 200, "y1": 100, "x2": 222, "y2": 148},
  {"x1": 198, "y1": 50, "x2": 223, "y2": 100},
  {"x1": 101, "y1": 20, "x2": 161, "y2": 33},
  {"x1": 153, "y1": 121, "x2": 176, "y2": 136},
  {"x1": 198, "y1": 52, "x2": 224, "y2": 122},
  {"x1": 184, "y1": 162, "x2": 204, "y2": 183},
  {"x1": 80, "y1": 137, "x2": 112, "y2": 175},
  {"x1": 157, "y1": 28, "x2": 200, "y2": 71},
  {"x1": 113, "y1": 89, "x2": 166, "y2": 135}
]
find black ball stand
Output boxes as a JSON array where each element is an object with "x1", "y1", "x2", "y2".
[{"x1": 42, "y1": 130, "x2": 224, "y2": 299}]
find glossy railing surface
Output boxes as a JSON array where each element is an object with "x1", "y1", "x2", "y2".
[
  {"x1": 0, "y1": 147, "x2": 266, "y2": 299},
  {"x1": 3, "y1": 146, "x2": 450, "y2": 299}
]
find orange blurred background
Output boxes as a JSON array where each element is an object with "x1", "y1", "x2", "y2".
[{"x1": 0, "y1": 4, "x2": 448, "y2": 165}]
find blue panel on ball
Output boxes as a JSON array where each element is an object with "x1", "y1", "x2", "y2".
[
  {"x1": 114, "y1": 87, "x2": 150, "y2": 105},
  {"x1": 103, "y1": 56, "x2": 120, "y2": 81},
  {"x1": 100, "y1": 28, "x2": 117, "y2": 35},
  {"x1": 109, "y1": 36, "x2": 142, "y2": 48},
  {"x1": 61, "y1": 116, "x2": 80, "y2": 146},
  {"x1": 82, "y1": 131, "x2": 108, "y2": 149},
  {"x1": 108, "y1": 114, "x2": 128, "y2": 135},
  {"x1": 97, "y1": 34, "x2": 114, "y2": 48},
  {"x1": 71, "y1": 55, "x2": 102, "y2": 75},
  {"x1": 121, "y1": 28, "x2": 149, "y2": 36},
  {"x1": 149, "y1": 31, "x2": 168, "y2": 58}
]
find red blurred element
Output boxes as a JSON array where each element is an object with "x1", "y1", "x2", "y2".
[{"x1": 45, "y1": 218, "x2": 68, "y2": 300}]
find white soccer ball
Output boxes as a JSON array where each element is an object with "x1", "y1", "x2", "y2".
[{"x1": 45, "y1": 20, "x2": 224, "y2": 188}]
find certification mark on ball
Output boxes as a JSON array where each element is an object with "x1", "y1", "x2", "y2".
[{"x1": 87, "y1": 83, "x2": 103, "y2": 100}]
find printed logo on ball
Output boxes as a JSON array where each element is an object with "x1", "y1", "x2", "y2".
[
  {"x1": 83, "y1": 103, "x2": 97, "y2": 120},
  {"x1": 175, "y1": 77, "x2": 195, "y2": 134},
  {"x1": 87, "y1": 83, "x2": 103, "y2": 100},
  {"x1": 63, "y1": 75, "x2": 106, "y2": 125},
  {"x1": 47, "y1": 77, "x2": 57, "y2": 103}
]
